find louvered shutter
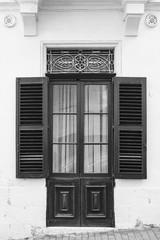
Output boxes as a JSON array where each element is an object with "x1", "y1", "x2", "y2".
[
  {"x1": 114, "y1": 77, "x2": 146, "y2": 179},
  {"x1": 16, "y1": 77, "x2": 48, "y2": 178}
]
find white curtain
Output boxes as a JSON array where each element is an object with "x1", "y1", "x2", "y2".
[
  {"x1": 52, "y1": 85, "x2": 77, "y2": 173},
  {"x1": 84, "y1": 85, "x2": 108, "y2": 173}
]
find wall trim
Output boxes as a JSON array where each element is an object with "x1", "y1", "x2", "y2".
[
  {"x1": 0, "y1": 1, "x2": 160, "y2": 12},
  {"x1": 40, "y1": 40, "x2": 122, "y2": 77}
]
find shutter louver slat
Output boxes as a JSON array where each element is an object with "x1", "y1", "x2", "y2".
[
  {"x1": 119, "y1": 84, "x2": 142, "y2": 125},
  {"x1": 114, "y1": 77, "x2": 146, "y2": 179},
  {"x1": 16, "y1": 78, "x2": 48, "y2": 178},
  {"x1": 20, "y1": 84, "x2": 43, "y2": 125},
  {"x1": 119, "y1": 130, "x2": 143, "y2": 174}
]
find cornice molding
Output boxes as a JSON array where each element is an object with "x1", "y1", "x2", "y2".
[
  {"x1": 0, "y1": 2, "x2": 19, "y2": 11},
  {"x1": 39, "y1": 1, "x2": 122, "y2": 11},
  {"x1": 0, "y1": 0, "x2": 160, "y2": 12},
  {"x1": 146, "y1": 1, "x2": 160, "y2": 10},
  {"x1": 0, "y1": 0, "x2": 123, "y2": 11}
]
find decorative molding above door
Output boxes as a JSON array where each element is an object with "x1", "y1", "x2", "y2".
[{"x1": 41, "y1": 41, "x2": 122, "y2": 76}]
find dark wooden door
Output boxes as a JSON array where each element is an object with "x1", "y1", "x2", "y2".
[{"x1": 47, "y1": 74, "x2": 114, "y2": 227}]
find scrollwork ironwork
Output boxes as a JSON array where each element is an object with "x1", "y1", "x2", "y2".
[{"x1": 47, "y1": 49, "x2": 114, "y2": 73}]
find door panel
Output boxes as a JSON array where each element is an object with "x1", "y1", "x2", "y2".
[
  {"x1": 47, "y1": 178, "x2": 80, "y2": 226},
  {"x1": 81, "y1": 178, "x2": 114, "y2": 227},
  {"x1": 47, "y1": 178, "x2": 114, "y2": 227}
]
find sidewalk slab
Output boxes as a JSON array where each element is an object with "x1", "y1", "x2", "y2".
[{"x1": 12, "y1": 227, "x2": 160, "y2": 240}]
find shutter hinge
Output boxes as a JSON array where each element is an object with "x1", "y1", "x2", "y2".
[
  {"x1": 17, "y1": 144, "x2": 19, "y2": 152},
  {"x1": 111, "y1": 212, "x2": 115, "y2": 226},
  {"x1": 46, "y1": 219, "x2": 50, "y2": 226},
  {"x1": 46, "y1": 172, "x2": 50, "y2": 178},
  {"x1": 110, "y1": 209, "x2": 113, "y2": 218},
  {"x1": 111, "y1": 178, "x2": 116, "y2": 187},
  {"x1": 46, "y1": 179, "x2": 50, "y2": 187},
  {"x1": 110, "y1": 209, "x2": 115, "y2": 219}
]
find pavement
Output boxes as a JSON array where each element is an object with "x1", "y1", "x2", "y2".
[{"x1": 26, "y1": 227, "x2": 160, "y2": 240}]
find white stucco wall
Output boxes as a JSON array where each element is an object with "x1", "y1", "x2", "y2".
[{"x1": 0, "y1": 7, "x2": 160, "y2": 239}]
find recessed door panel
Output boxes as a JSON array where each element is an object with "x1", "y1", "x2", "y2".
[
  {"x1": 81, "y1": 178, "x2": 114, "y2": 227},
  {"x1": 47, "y1": 178, "x2": 80, "y2": 226}
]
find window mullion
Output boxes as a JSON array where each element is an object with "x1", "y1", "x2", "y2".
[{"x1": 78, "y1": 81, "x2": 85, "y2": 177}]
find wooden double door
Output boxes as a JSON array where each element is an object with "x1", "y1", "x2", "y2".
[{"x1": 47, "y1": 74, "x2": 114, "y2": 227}]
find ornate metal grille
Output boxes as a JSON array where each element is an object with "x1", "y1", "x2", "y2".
[{"x1": 46, "y1": 49, "x2": 114, "y2": 73}]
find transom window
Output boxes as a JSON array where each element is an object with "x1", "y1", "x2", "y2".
[{"x1": 46, "y1": 49, "x2": 114, "y2": 74}]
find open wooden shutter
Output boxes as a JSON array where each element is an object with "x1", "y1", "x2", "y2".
[
  {"x1": 114, "y1": 77, "x2": 146, "y2": 179},
  {"x1": 16, "y1": 77, "x2": 48, "y2": 178}
]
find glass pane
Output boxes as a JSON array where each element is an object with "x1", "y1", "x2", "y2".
[
  {"x1": 84, "y1": 84, "x2": 108, "y2": 174},
  {"x1": 53, "y1": 85, "x2": 77, "y2": 113},
  {"x1": 53, "y1": 115, "x2": 77, "y2": 143},
  {"x1": 53, "y1": 144, "x2": 77, "y2": 173},
  {"x1": 85, "y1": 85, "x2": 108, "y2": 113},
  {"x1": 84, "y1": 145, "x2": 108, "y2": 173},
  {"x1": 84, "y1": 115, "x2": 108, "y2": 143}
]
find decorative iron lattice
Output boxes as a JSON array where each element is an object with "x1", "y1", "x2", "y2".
[{"x1": 46, "y1": 49, "x2": 114, "y2": 73}]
